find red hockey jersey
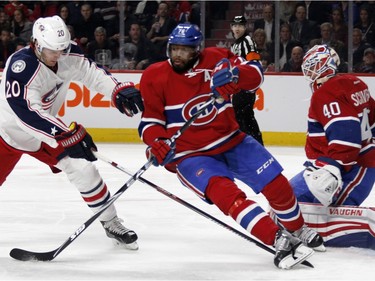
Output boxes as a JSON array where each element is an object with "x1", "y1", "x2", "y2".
[
  {"x1": 306, "y1": 74, "x2": 375, "y2": 168},
  {"x1": 138, "y1": 47, "x2": 263, "y2": 171}
]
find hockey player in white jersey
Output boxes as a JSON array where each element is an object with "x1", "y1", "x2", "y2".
[{"x1": 0, "y1": 16, "x2": 144, "y2": 249}]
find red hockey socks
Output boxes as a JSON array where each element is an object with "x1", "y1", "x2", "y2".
[
  {"x1": 262, "y1": 174, "x2": 305, "y2": 232},
  {"x1": 206, "y1": 176, "x2": 279, "y2": 245}
]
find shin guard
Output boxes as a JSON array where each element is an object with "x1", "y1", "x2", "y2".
[
  {"x1": 262, "y1": 174, "x2": 304, "y2": 232},
  {"x1": 206, "y1": 176, "x2": 279, "y2": 245}
]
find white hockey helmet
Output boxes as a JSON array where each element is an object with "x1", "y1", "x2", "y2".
[
  {"x1": 32, "y1": 16, "x2": 71, "y2": 55},
  {"x1": 302, "y1": 45, "x2": 340, "y2": 86}
]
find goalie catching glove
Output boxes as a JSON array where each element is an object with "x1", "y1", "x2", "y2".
[
  {"x1": 112, "y1": 82, "x2": 144, "y2": 117},
  {"x1": 210, "y1": 58, "x2": 240, "y2": 101},
  {"x1": 303, "y1": 158, "x2": 343, "y2": 207},
  {"x1": 56, "y1": 122, "x2": 97, "y2": 162},
  {"x1": 146, "y1": 139, "x2": 176, "y2": 166}
]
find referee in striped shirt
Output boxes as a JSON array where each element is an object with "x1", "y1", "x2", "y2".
[{"x1": 230, "y1": 15, "x2": 264, "y2": 145}]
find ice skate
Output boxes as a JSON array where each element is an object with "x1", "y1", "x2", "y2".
[
  {"x1": 269, "y1": 209, "x2": 325, "y2": 252},
  {"x1": 294, "y1": 225, "x2": 325, "y2": 252},
  {"x1": 101, "y1": 216, "x2": 139, "y2": 250},
  {"x1": 274, "y1": 230, "x2": 314, "y2": 269}
]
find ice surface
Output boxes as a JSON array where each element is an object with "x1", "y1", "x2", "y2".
[{"x1": 1, "y1": 144, "x2": 374, "y2": 280}]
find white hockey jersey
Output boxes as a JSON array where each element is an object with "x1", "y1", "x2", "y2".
[{"x1": 0, "y1": 44, "x2": 118, "y2": 151}]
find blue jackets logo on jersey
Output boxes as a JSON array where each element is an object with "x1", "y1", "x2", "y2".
[
  {"x1": 11, "y1": 60, "x2": 26, "y2": 73},
  {"x1": 42, "y1": 83, "x2": 63, "y2": 109},
  {"x1": 182, "y1": 94, "x2": 217, "y2": 126}
]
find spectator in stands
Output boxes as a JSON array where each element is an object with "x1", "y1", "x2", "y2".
[
  {"x1": 3, "y1": 1, "x2": 29, "y2": 20},
  {"x1": 332, "y1": 1, "x2": 360, "y2": 24},
  {"x1": 86, "y1": 26, "x2": 117, "y2": 68},
  {"x1": 352, "y1": 27, "x2": 372, "y2": 67},
  {"x1": 0, "y1": 8, "x2": 11, "y2": 31},
  {"x1": 252, "y1": 28, "x2": 268, "y2": 54},
  {"x1": 254, "y1": 3, "x2": 283, "y2": 44},
  {"x1": 330, "y1": 6, "x2": 348, "y2": 46},
  {"x1": 282, "y1": 45, "x2": 304, "y2": 72},
  {"x1": 73, "y1": 3, "x2": 104, "y2": 54},
  {"x1": 354, "y1": 47, "x2": 375, "y2": 73},
  {"x1": 0, "y1": 27, "x2": 16, "y2": 68},
  {"x1": 126, "y1": 22, "x2": 157, "y2": 70},
  {"x1": 146, "y1": 1, "x2": 177, "y2": 61},
  {"x1": 58, "y1": 3, "x2": 72, "y2": 26},
  {"x1": 267, "y1": 23, "x2": 302, "y2": 69},
  {"x1": 11, "y1": 7, "x2": 32, "y2": 43},
  {"x1": 354, "y1": 4, "x2": 375, "y2": 47},
  {"x1": 290, "y1": 4, "x2": 320, "y2": 51},
  {"x1": 309, "y1": 22, "x2": 347, "y2": 62}
]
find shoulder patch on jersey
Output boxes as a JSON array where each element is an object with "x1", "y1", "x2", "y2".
[{"x1": 11, "y1": 60, "x2": 26, "y2": 73}]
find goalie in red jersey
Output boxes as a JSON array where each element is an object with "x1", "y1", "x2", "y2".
[
  {"x1": 138, "y1": 23, "x2": 325, "y2": 269},
  {"x1": 289, "y1": 45, "x2": 375, "y2": 249}
]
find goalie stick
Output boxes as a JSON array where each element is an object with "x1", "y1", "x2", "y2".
[
  {"x1": 9, "y1": 96, "x2": 216, "y2": 262},
  {"x1": 95, "y1": 152, "x2": 314, "y2": 269}
]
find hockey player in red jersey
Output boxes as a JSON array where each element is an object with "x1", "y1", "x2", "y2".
[
  {"x1": 289, "y1": 45, "x2": 375, "y2": 248},
  {"x1": 0, "y1": 16, "x2": 144, "y2": 249},
  {"x1": 138, "y1": 23, "x2": 324, "y2": 269}
]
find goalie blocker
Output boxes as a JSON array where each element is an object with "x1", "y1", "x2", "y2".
[{"x1": 299, "y1": 202, "x2": 375, "y2": 250}]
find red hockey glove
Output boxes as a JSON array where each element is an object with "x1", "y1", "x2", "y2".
[
  {"x1": 146, "y1": 139, "x2": 175, "y2": 166},
  {"x1": 210, "y1": 58, "x2": 240, "y2": 101},
  {"x1": 112, "y1": 82, "x2": 144, "y2": 117},
  {"x1": 56, "y1": 122, "x2": 97, "y2": 162}
]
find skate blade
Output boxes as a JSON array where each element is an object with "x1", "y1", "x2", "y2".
[
  {"x1": 112, "y1": 239, "x2": 139, "y2": 250},
  {"x1": 278, "y1": 246, "x2": 314, "y2": 269}
]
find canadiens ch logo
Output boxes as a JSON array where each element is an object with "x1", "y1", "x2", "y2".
[
  {"x1": 11, "y1": 60, "x2": 26, "y2": 73},
  {"x1": 182, "y1": 94, "x2": 217, "y2": 125}
]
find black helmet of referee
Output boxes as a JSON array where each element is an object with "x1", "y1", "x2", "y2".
[{"x1": 231, "y1": 15, "x2": 247, "y2": 25}]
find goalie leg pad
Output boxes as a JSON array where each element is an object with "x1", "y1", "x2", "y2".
[{"x1": 300, "y1": 203, "x2": 375, "y2": 249}]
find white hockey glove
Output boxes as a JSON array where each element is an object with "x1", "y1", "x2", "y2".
[{"x1": 303, "y1": 160, "x2": 343, "y2": 207}]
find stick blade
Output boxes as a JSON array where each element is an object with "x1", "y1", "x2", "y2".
[{"x1": 10, "y1": 248, "x2": 56, "y2": 261}]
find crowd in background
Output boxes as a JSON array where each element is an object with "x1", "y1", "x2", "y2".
[
  {"x1": 1, "y1": 1, "x2": 375, "y2": 73},
  {"x1": 231, "y1": 1, "x2": 375, "y2": 73}
]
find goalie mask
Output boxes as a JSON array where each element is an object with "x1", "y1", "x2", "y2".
[
  {"x1": 32, "y1": 16, "x2": 71, "y2": 58},
  {"x1": 302, "y1": 45, "x2": 340, "y2": 89}
]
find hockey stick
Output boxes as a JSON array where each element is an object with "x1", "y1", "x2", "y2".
[
  {"x1": 95, "y1": 152, "x2": 314, "y2": 268},
  {"x1": 9, "y1": 96, "x2": 216, "y2": 262}
]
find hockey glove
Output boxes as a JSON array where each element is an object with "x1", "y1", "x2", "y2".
[
  {"x1": 146, "y1": 139, "x2": 175, "y2": 166},
  {"x1": 112, "y1": 82, "x2": 144, "y2": 117},
  {"x1": 210, "y1": 58, "x2": 240, "y2": 101},
  {"x1": 303, "y1": 159, "x2": 343, "y2": 207},
  {"x1": 56, "y1": 122, "x2": 97, "y2": 162}
]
